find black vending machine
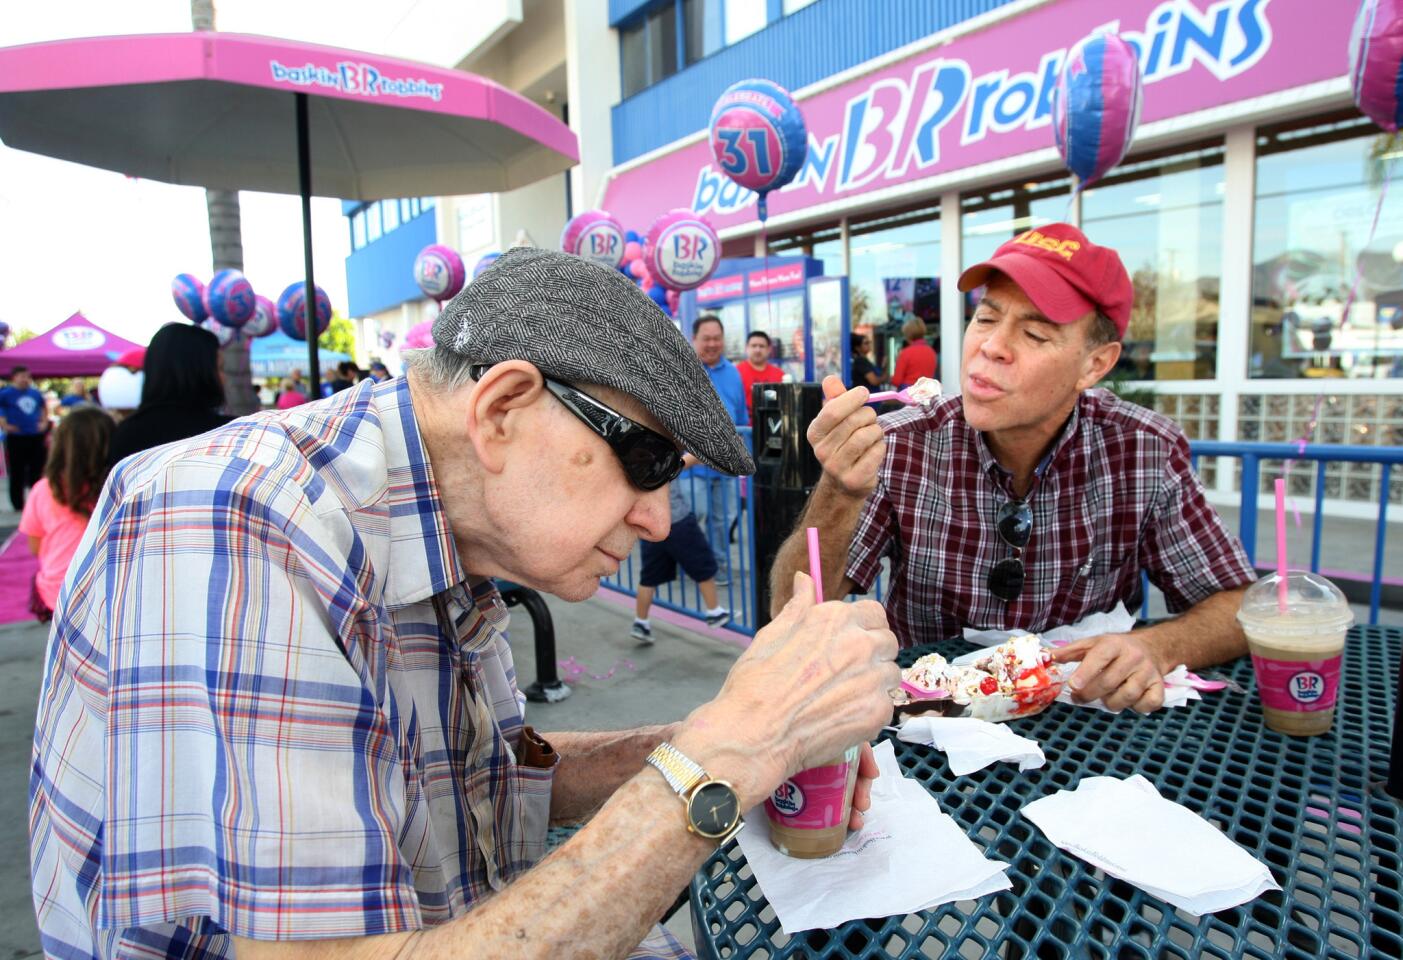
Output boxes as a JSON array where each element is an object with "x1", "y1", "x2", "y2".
[{"x1": 751, "y1": 382, "x2": 825, "y2": 630}]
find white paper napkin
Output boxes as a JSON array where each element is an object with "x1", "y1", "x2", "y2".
[
  {"x1": 1022, "y1": 775, "x2": 1280, "y2": 916},
  {"x1": 895, "y1": 716, "x2": 1046, "y2": 775},
  {"x1": 735, "y1": 740, "x2": 1011, "y2": 933},
  {"x1": 961, "y1": 602, "x2": 1136, "y2": 647},
  {"x1": 1055, "y1": 664, "x2": 1204, "y2": 712}
]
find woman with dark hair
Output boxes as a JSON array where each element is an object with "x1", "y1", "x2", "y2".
[
  {"x1": 108, "y1": 323, "x2": 233, "y2": 464},
  {"x1": 848, "y1": 330, "x2": 883, "y2": 391}
]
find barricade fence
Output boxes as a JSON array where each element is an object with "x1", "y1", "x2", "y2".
[{"x1": 599, "y1": 431, "x2": 1402, "y2": 634}]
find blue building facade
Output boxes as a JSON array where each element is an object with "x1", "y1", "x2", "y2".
[
  {"x1": 343, "y1": 197, "x2": 437, "y2": 318},
  {"x1": 609, "y1": 0, "x2": 1017, "y2": 164}
]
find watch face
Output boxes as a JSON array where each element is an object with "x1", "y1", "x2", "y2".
[{"x1": 688, "y1": 781, "x2": 741, "y2": 838}]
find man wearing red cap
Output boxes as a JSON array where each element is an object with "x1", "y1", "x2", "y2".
[{"x1": 771, "y1": 223, "x2": 1256, "y2": 713}]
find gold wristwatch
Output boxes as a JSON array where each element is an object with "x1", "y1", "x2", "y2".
[{"x1": 645, "y1": 742, "x2": 743, "y2": 844}]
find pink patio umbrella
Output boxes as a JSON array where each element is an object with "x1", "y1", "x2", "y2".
[{"x1": 0, "y1": 32, "x2": 578, "y2": 379}]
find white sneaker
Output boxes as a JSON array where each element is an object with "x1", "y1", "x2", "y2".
[
  {"x1": 631, "y1": 621, "x2": 654, "y2": 646},
  {"x1": 704, "y1": 608, "x2": 731, "y2": 629}
]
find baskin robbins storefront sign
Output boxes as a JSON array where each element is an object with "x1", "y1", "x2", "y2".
[
  {"x1": 268, "y1": 60, "x2": 444, "y2": 102},
  {"x1": 601, "y1": 0, "x2": 1353, "y2": 232}
]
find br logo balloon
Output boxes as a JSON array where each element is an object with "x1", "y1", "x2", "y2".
[
  {"x1": 708, "y1": 79, "x2": 807, "y2": 221},
  {"x1": 171, "y1": 273, "x2": 209, "y2": 323},
  {"x1": 243, "y1": 295, "x2": 279, "y2": 338},
  {"x1": 203, "y1": 269, "x2": 256, "y2": 328},
  {"x1": 1350, "y1": 0, "x2": 1403, "y2": 132},
  {"x1": 1051, "y1": 32, "x2": 1143, "y2": 187},
  {"x1": 561, "y1": 210, "x2": 625, "y2": 269},
  {"x1": 645, "y1": 210, "x2": 720, "y2": 292},
  {"x1": 413, "y1": 244, "x2": 466, "y2": 302},
  {"x1": 202, "y1": 318, "x2": 237, "y2": 348},
  {"x1": 277, "y1": 282, "x2": 332, "y2": 341}
]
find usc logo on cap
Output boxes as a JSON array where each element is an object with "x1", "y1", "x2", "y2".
[{"x1": 1013, "y1": 230, "x2": 1082, "y2": 261}]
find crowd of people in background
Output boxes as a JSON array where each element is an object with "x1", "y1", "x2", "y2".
[{"x1": 0, "y1": 322, "x2": 400, "y2": 628}]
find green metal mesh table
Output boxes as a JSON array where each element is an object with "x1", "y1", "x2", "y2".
[{"x1": 689, "y1": 625, "x2": 1402, "y2": 958}]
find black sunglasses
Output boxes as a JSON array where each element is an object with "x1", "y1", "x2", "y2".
[
  {"x1": 987, "y1": 498, "x2": 1033, "y2": 602},
  {"x1": 470, "y1": 366, "x2": 684, "y2": 491}
]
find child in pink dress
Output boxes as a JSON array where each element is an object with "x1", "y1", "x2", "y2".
[{"x1": 18, "y1": 407, "x2": 114, "y2": 622}]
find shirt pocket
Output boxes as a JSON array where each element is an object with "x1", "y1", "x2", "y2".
[
  {"x1": 1065, "y1": 550, "x2": 1132, "y2": 611},
  {"x1": 500, "y1": 760, "x2": 555, "y2": 877}
]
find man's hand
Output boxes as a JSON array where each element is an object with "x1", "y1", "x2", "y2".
[
  {"x1": 808, "y1": 375, "x2": 886, "y2": 499},
  {"x1": 676, "y1": 571, "x2": 899, "y2": 807},
  {"x1": 1051, "y1": 633, "x2": 1166, "y2": 713}
]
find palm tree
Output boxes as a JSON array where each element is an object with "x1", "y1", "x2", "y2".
[{"x1": 192, "y1": 0, "x2": 259, "y2": 414}]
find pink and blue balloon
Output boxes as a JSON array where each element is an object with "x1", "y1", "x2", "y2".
[
  {"x1": 171, "y1": 273, "x2": 208, "y2": 323},
  {"x1": 561, "y1": 210, "x2": 626, "y2": 269},
  {"x1": 1350, "y1": 0, "x2": 1403, "y2": 132},
  {"x1": 644, "y1": 209, "x2": 720, "y2": 292},
  {"x1": 202, "y1": 268, "x2": 256, "y2": 328},
  {"x1": 277, "y1": 282, "x2": 332, "y2": 341},
  {"x1": 473, "y1": 252, "x2": 501, "y2": 279},
  {"x1": 708, "y1": 78, "x2": 808, "y2": 221},
  {"x1": 242, "y1": 295, "x2": 279, "y2": 338},
  {"x1": 201, "y1": 318, "x2": 236, "y2": 348},
  {"x1": 1051, "y1": 32, "x2": 1143, "y2": 187},
  {"x1": 413, "y1": 244, "x2": 467, "y2": 302}
]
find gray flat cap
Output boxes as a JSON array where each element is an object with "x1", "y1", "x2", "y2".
[{"x1": 432, "y1": 246, "x2": 754, "y2": 476}]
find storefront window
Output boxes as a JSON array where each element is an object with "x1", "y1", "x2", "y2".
[
  {"x1": 1082, "y1": 140, "x2": 1225, "y2": 381},
  {"x1": 724, "y1": 0, "x2": 766, "y2": 44},
  {"x1": 366, "y1": 202, "x2": 382, "y2": 244},
  {"x1": 961, "y1": 173, "x2": 1072, "y2": 272},
  {"x1": 849, "y1": 207, "x2": 941, "y2": 380},
  {"x1": 683, "y1": 0, "x2": 723, "y2": 64},
  {"x1": 620, "y1": 4, "x2": 678, "y2": 99},
  {"x1": 350, "y1": 210, "x2": 366, "y2": 250},
  {"x1": 1251, "y1": 114, "x2": 1403, "y2": 380}
]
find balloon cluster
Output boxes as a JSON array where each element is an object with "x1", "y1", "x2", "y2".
[
  {"x1": 617, "y1": 228, "x2": 677, "y2": 316},
  {"x1": 169, "y1": 270, "x2": 284, "y2": 344},
  {"x1": 277, "y1": 282, "x2": 333, "y2": 341}
]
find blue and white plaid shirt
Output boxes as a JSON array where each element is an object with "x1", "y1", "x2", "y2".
[{"x1": 31, "y1": 377, "x2": 688, "y2": 960}]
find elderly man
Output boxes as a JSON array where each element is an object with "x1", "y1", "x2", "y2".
[
  {"x1": 771, "y1": 223, "x2": 1256, "y2": 714},
  {"x1": 31, "y1": 249, "x2": 898, "y2": 960}
]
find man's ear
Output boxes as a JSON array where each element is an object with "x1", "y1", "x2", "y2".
[
  {"x1": 465, "y1": 360, "x2": 547, "y2": 474},
  {"x1": 1077, "y1": 340, "x2": 1122, "y2": 391}
]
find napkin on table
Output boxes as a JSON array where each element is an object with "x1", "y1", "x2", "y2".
[
  {"x1": 895, "y1": 716, "x2": 1046, "y2": 775},
  {"x1": 734, "y1": 740, "x2": 1011, "y2": 934},
  {"x1": 1021, "y1": 774, "x2": 1280, "y2": 916}
]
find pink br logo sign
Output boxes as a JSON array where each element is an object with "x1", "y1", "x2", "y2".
[
  {"x1": 645, "y1": 209, "x2": 720, "y2": 291},
  {"x1": 769, "y1": 779, "x2": 805, "y2": 816},
  {"x1": 52, "y1": 327, "x2": 106, "y2": 351},
  {"x1": 1288, "y1": 670, "x2": 1327, "y2": 704}
]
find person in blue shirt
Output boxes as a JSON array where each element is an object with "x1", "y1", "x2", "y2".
[
  {"x1": 689, "y1": 315, "x2": 747, "y2": 583},
  {"x1": 0, "y1": 365, "x2": 51, "y2": 509},
  {"x1": 59, "y1": 381, "x2": 92, "y2": 410}
]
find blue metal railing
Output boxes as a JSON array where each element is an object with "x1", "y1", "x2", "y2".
[
  {"x1": 1186, "y1": 441, "x2": 1403, "y2": 625},
  {"x1": 602, "y1": 435, "x2": 1403, "y2": 635}
]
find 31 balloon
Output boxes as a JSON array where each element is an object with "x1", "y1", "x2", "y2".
[
  {"x1": 708, "y1": 79, "x2": 808, "y2": 221},
  {"x1": 1051, "y1": 32, "x2": 1143, "y2": 188},
  {"x1": 473, "y1": 252, "x2": 501, "y2": 279},
  {"x1": 171, "y1": 273, "x2": 209, "y2": 323},
  {"x1": 1350, "y1": 0, "x2": 1403, "y2": 132},
  {"x1": 645, "y1": 209, "x2": 720, "y2": 292},
  {"x1": 413, "y1": 244, "x2": 467, "y2": 302},
  {"x1": 203, "y1": 269, "x2": 256, "y2": 328},
  {"x1": 277, "y1": 282, "x2": 332, "y2": 341},
  {"x1": 560, "y1": 210, "x2": 626, "y2": 269},
  {"x1": 243, "y1": 295, "x2": 279, "y2": 338}
]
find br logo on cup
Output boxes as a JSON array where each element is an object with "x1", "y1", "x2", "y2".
[
  {"x1": 769, "y1": 779, "x2": 805, "y2": 817},
  {"x1": 1289, "y1": 671, "x2": 1326, "y2": 704}
]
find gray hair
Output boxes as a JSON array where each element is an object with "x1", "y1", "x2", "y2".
[
  {"x1": 402, "y1": 346, "x2": 478, "y2": 392},
  {"x1": 1086, "y1": 310, "x2": 1120, "y2": 349}
]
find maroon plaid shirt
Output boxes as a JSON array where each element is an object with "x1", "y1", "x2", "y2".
[{"x1": 846, "y1": 389, "x2": 1255, "y2": 649}]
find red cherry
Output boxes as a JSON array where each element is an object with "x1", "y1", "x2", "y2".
[{"x1": 979, "y1": 676, "x2": 999, "y2": 696}]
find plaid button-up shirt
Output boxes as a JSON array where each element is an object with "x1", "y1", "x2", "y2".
[
  {"x1": 29, "y1": 378, "x2": 687, "y2": 960},
  {"x1": 846, "y1": 389, "x2": 1256, "y2": 649}
]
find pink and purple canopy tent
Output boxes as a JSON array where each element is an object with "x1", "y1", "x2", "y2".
[
  {"x1": 0, "y1": 32, "x2": 579, "y2": 377},
  {"x1": 0, "y1": 312, "x2": 143, "y2": 378}
]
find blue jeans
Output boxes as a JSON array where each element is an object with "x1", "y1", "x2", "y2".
[{"x1": 685, "y1": 474, "x2": 734, "y2": 570}]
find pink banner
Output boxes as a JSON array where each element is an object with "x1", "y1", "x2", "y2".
[
  {"x1": 747, "y1": 263, "x2": 807, "y2": 294},
  {"x1": 696, "y1": 274, "x2": 745, "y2": 304},
  {"x1": 602, "y1": 0, "x2": 1347, "y2": 231}
]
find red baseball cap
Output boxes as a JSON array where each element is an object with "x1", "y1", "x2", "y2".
[
  {"x1": 957, "y1": 223, "x2": 1132, "y2": 339},
  {"x1": 116, "y1": 347, "x2": 145, "y2": 370}
]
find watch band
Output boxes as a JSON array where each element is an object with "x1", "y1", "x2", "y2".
[{"x1": 645, "y1": 742, "x2": 707, "y2": 797}]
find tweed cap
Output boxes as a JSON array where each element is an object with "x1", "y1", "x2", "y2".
[{"x1": 432, "y1": 246, "x2": 755, "y2": 476}]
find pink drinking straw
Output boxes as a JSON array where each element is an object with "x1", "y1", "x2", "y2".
[
  {"x1": 1274, "y1": 478, "x2": 1289, "y2": 613},
  {"x1": 806, "y1": 526, "x2": 824, "y2": 603}
]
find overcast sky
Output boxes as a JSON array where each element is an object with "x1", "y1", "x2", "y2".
[{"x1": 0, "y1": 2, "x2": 434, "y2": 345}]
